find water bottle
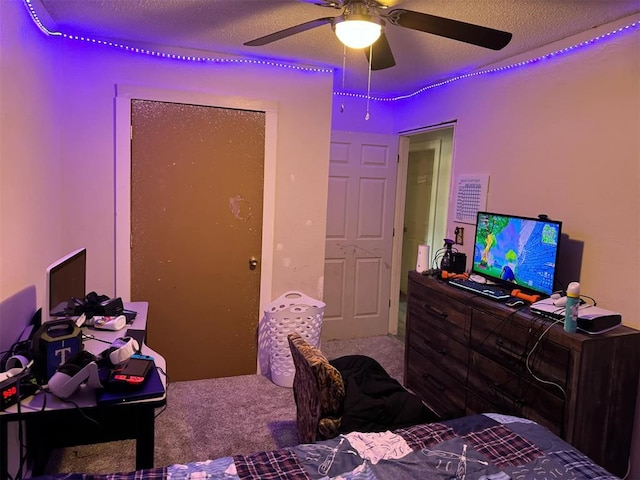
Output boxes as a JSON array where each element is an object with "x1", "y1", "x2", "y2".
[{"x1": 564, "y1": 282, "x2": 580, "y2": 333}]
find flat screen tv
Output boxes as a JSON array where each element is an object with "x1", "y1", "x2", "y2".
[
  {"x1": 471, "y1": 212, "x2": 562, "y2": 297},
  {"x1": 44, "y1": 248, "x2": 86, "y2": 322}
]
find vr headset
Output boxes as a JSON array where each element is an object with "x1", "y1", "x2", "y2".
[{"x1": 47, "y1": 336, "x2": 139, "y2": 399}]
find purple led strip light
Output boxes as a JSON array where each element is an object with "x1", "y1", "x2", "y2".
[
  {"x1": 22, "y1": 0, "x2": 332, "y2": 74},
  {"x1": 22, "y1": 0, "x2": 639, "y2": 102},
  {"x1": 338, "y1": 20, "x2": 640, "y2": 101}
]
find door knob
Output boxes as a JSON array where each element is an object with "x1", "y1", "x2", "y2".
[{"x1": 249, "y1": 257, "x2": 258, "y2": 270}]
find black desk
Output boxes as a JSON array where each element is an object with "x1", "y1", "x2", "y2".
[{"x1": 0, "y1": 302, "x2": 166, "y2": 477}]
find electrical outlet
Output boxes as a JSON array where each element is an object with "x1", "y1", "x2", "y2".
[{"x1": 454, "y1": 226, "x2": 464, "y2": 245}]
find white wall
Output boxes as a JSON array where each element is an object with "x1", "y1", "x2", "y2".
[
  {"x1": 392, "y1": 15, "x2": 640, "y2": 478},
  {"x1": 0, "y1": 0, "x2": 64, "y2": 318},
  {"x1": 0, "y1": 2, "x2": 65, "y2": 477}
]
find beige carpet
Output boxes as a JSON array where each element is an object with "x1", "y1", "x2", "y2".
[{"x1": 43, "y1": 334, "x2": 405, "y2": 475}]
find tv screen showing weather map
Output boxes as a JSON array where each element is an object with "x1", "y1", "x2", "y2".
[{"x1": 472, "y1": 212, "x2": 562, "y2": 296}]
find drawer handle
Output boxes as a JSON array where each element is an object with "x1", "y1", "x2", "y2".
[
  {"x1": 422, "y1": 303, "x2": 448, "y2": 319},
  {"x1": 423, "y1": 374, "x2": 445, "y2": 392},
  {"x1": 492, "y1": 384, "x2": 525, "y2": 406},
  {"x1": 494, "y1": 340, "x2": 524, "y2": 366}
]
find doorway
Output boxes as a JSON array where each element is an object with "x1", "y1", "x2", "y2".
[
  {"x1": 131, "y1": 100, "x2": 265, "y2": 381},
  {"x1": 390, "y1": 126, "x2": 454, "y2": 341},
  {"x1": 114, "y1": 86, "x2": 278, "y2": 381},
  {"x1": 323, "y1": 131, "x2": 399, "y2": 340}
]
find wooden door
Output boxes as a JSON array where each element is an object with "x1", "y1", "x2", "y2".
[
  {"x1": 323, "y1": 131, "x2": 399, "y2": 339},
  {"x1": 130, "y1": 99, "x2": 264, "y2": 381}
]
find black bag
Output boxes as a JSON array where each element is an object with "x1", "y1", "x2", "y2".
[{"x1": 65, "y1": 292, "x2": 124, "y2": 318}]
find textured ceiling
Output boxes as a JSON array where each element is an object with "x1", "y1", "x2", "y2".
[{"x1": 33, "y1": 0, "x2": 640, "y2": 96}]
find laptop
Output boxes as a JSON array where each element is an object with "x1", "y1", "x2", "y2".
[{"x1": 96, "y1": 363, "x2": 165, "y2": 405}]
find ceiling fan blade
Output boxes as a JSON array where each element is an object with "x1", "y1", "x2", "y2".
[
  {"x1": 365, "y1": 33, "x2": 396, "y2": 70},
  {"x1": 388, "y1": 9, "x2": 512, "y2": 50},
  {"x1": 244, "y1": 17, "x2": 334, "y2": 46},
  {"x1": 297, "y1": 0, "x2": 343, "y2": 6}
]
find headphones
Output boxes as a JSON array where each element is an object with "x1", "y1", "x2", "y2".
[{"x1": 0, "y1": 354, "x2": 33, "y2": 383}]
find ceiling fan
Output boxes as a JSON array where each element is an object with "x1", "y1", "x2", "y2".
[{"x1": 244, "y1": 0, "x2": 513, "y2": 71}]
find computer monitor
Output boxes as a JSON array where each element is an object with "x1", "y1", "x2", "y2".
[
  {"x1": 471, "y1": 212, "x2": 562, "y2": 297},
  {"x1": 44, "y1": 248, "x2": 86, "y2": 322}
]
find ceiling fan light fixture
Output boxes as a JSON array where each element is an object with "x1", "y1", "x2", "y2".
[{"x1": 334, "y1": 15, "x2": 382, "y2": 49}]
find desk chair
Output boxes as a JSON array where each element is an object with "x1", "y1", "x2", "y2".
[
  {"x1": 287, "y1": 332, "x2": 344, "y2": 443},
  {"x1": 287, "y1": 332, "x2": 436, "y2": 444}
]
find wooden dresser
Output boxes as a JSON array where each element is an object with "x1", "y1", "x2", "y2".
[{"x1": 404, "y1": 270, "x2": 640, "y2": 478}]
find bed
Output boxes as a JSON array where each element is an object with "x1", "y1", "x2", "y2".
[{"x1": 38, "y1": 413, "x2": 620, "y2": 479}]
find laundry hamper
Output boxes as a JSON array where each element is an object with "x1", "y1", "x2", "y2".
[{"x1": 264, "y1": 291, "x2": 325, "y2": 388}]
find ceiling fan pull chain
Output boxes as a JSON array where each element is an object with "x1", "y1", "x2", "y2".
[
  {"x1": 341, "y1": 44, "x2": 346, "y2": 113},
  {"x1": 365, "y1": 43, "x2": 372, "y2": 121}
]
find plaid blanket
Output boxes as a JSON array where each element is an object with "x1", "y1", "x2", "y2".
[{"x1": 36, "y1": 414, "x2": 620, "y2": 480}]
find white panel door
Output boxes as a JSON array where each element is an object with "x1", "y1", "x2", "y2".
[{"x1": 323, "y1": 131, "x2": 399, "y2": 339}]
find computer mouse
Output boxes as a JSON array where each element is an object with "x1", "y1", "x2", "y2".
[{"x1": 94, "y1": 315, "x2": 127, "y2": 331}]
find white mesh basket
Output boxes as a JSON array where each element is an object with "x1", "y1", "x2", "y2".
[{"x1": 264, "y1": 291, "x2": 325, "y2": 388}]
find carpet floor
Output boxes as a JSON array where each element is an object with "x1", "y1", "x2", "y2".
[{"x1": 43, "y1": 334, "x2": 405, "y2": 475}]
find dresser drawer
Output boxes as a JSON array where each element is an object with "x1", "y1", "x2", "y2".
[
  {"x1": 467, "y1": 351, "x2": 565, "y2": 434},
  {"x1": 470, "y1": 309, "x2": 570, "y2": 392},
  {"x1": 407, "y1": 279, "x2": 469, "y2": 341},
  {"x1": 408, "y1": 311, "x2": 468, "y2": 380},
  {"x1": 406, "y1": 346, "x2": 466, "y2": 419}
]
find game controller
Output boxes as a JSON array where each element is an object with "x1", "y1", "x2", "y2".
[
  {"x1": 441, "y1": 270, "x2": 469, "y2": 280},
  {"x1": 93, "y1": 315, "x2": 127, "y2": 331},
  {"x1": 511, "y1": 289, "x2": 541, "y2": 303},
  {"x1": 47, "y1": 351, "x2": 102, "y2": 399},
  {"x1": 102, "y1": 336, "x2": 140, "y2": 366}
]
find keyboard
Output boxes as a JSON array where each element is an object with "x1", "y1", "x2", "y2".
[{"x1": 448, "y1": 278, "x2": 511, "y2": 301}]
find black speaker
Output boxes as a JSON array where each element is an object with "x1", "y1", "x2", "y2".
[{"x1": 451, "y1": 253, "x2": 467, "y2": 274}]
